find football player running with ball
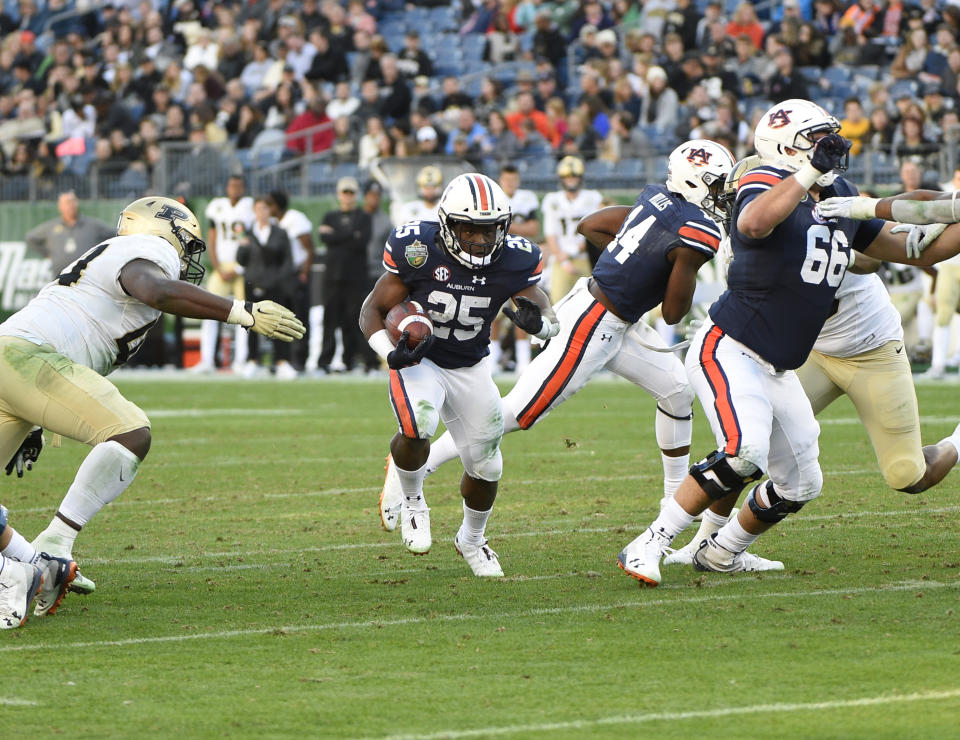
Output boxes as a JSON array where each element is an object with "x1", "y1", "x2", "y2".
[
  {"x1": 0, "y1": 197, "x2": 304, "y2": 625},
  {"x1": 618, "y1": 99, "x2": 960, "y2": 587},
  {"x1": 382, "y1": 141, "x2": 776, "y2": 557},
  {"x1": 360, "y1": 174, "x2": 556, "y2": 576}
]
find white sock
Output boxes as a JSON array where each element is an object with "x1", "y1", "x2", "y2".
[
  {"x1": 488, "y1": 341, "x2": 503, "y2": 370},
  {"x1": 425, "y1": 432, "x2": 459, "y2": 476},
  {"x1": 1, "y1": 526, "x2": 40, "y2": 565},
  {"x1": 199, "y1": 319, "x2": 219, "y2": 366},
  {"x1": 650, "y1": 498, "x2": 695, "y2": 542},
  {"x1": 941, "y1": 422, "x2": 960, "y2": 459},
  {"x1": 514, "y1": 337, "x2": 531, "y2": 372},
  {"x1": 458, "y1": 502, "x2": 492, "y2": 546},
  {"x1": 397, "y1": 459, "x2": 429, "y2": 509},
  {"x1": 686, "y1": 507, "x2": 726, "y2": 548},
  {"x1": 233, "y1": 324, "x2": 249, "y2": 366},
  {"x1": 714, "y1": 513, "x2": 759, "y2": 553},
  {"x1": 52, "y1": 441, "x2": 141, "y2": 529},
  {"x1": 932, "y1": 325, "x2": 951, "y2": 371},
  {"x1": 660, "y1": 452, "x2": 689, "y2": 500}
]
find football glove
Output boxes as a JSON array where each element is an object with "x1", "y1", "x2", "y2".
[
  {"x1": 816, "y1": 196, "x2": 880, "y2": 221},
  {"x1": 5, "y1": 427, "x2": 43, "y2": 478},
  {"x1": 890, "y1": 222, "x2": 948, "y2": 260},
  {"x1": 228, "y1": 299, "x2": 306, "y2": 342},
  {"x1": 504, "y1": 296, "x2": 558, "y2": 340},
  {"x1": 810, "y1": 133, "x2": 851, "y2": 174},
  {"x1": 387, "y1": 331, "x2": 435, "y2": 370}
]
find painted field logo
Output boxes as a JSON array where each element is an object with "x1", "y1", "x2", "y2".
[
  {"x1": 405, "y1": 239, "x2": 428, "y2": 268},
  {"x1": 0, "y1": 242, "x2": 53, "y2": 319}
]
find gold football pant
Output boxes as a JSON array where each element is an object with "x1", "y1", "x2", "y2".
[
  {"x1": 798, "y1": 340, "x2": 925, "y2": 490},
  {"x1": 0, "y1": 337, "x2": 149, "y2": 462}
]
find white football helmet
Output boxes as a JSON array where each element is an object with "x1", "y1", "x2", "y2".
[
  {"x1": 437, "y1": 173, "x2": 512, "y2": 270},
  {"x1": 117, "y1": 196, "x2": 206, "y2": 284},
  {"x1": 665, "y1": 139, "x2": 737, "y2": 227},
  {"x1": 753, "y1": 99, "x2": 845, "y2": 187},
  {"x1": 416, "y1": 165, "x2": 443, "y2": 203}
]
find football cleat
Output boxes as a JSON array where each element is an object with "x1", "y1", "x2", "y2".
[
  {"x1": 379, "y1": 455, "x2": 403, "y2": 532},
  {"x1": 401, "y1": 504, "x2": 431, "y2": 554},
  {"x1": 692, "y1": 534, "x2": 785, "y2": 573},
  {"x1": 0, "y1": 556, "x2": 42, "y2": 629},
  {"x1": 454, "y1": 534, "x2": 503, "y2": 577},
  {"x1": 34, "y1": 553, "x2": 78, "y2": 617},
  {"x1": 617, "y1": 527, "x2": 672, "y2": 587},
  {"x1": 31, "y1": 531, "x2": 96, "y2": 594}
]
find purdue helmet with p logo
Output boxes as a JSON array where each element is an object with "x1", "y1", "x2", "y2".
[{"x1": 117, "y1": 197, "x2": 207, "y2": 284}]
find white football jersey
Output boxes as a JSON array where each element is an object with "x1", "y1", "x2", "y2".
[
  {"x1": 391, "y1": 199, "x2": 439, "y2": 228},
  {"x1": 506, "y1": 188, "x2": 539, "y2": 223},
  {"x1": 280, "y1": 208, "x2": 313, "y2": 269},
  {"x1": 205, "y1": 196, "x2": 254, "y2": 265},
  {"x1": 814, "y1": 271, "x2": 903, "y2": 358},
  {"x1": 0, "y1": 235, "x2": 180, "y2": 376},
  {"x1": 541, "y1": 189, "x2": 604, "y2": 258}
]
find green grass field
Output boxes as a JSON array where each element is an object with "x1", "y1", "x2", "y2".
[{"x1": 3, "y1": 376, "x2": 960, "y2": 739}]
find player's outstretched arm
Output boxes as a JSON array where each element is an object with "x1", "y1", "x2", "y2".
[
  {"x1": 119, "y1": 259, "x2": 305, "y2": 341},
  {"x1": 861, "y1": 221, "x2": 960, "y2": 266},
  {"x1": 577, "y1": 206, "x2": 630, "y2": 250},
  {"x1": 359, "y1": 271, "x2": 411, "y2": 361},
  {"x1": 818, "y1": 189, "x2": 954, "y2": 223},
  {"x1": 661, "y1": 247, "x2": 712, "y2": 324}
]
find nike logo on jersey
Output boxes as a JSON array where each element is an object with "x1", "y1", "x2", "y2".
[{"x1": 896, "y1": 345, "x2": 904, "y2": 354}]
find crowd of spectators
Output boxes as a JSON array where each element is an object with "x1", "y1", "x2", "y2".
[{"x1": 2, "y1": 0, "x2": 960, "y2": 198}]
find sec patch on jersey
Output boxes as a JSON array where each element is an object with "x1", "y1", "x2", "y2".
[{"x1": 386, "y1": 301, "x2": 433, "y2": 348}]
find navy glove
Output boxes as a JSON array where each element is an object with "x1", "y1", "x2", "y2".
[
  {"x1": 5, "y1": 427, "x2": 43, "y2": 478},
  {"x1": 387, "y1": 331, "x2": 435, "y2": 370},
  {"x1": 810, "y1": 133, "x2": 850, "y2": 174},
  {"x1": 503, "y1": 296, "x2": 544, "y2": 335}
]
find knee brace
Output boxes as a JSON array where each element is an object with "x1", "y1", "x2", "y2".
[
  {"x1": 655, "y1": 404, "x2": 693, "y2": 451},
  {"x1": 746, "y1": 480, "x2": 807, "y2": 523},
  {"x1": 689, "y1": 450, "x2": 762, "y2": 500},
  {"x1": 0, "y1": 503, "x2": 7, "y2": 530}
]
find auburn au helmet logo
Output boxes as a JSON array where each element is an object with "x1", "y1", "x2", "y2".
[
  {"x1": 768, "y1": 109, "x2": 792, "y2": 128},
  {"x1": 686, "y1": 148, "x2": 712, "y2": 166}
]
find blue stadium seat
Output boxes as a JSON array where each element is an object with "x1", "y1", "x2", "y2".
[
  {"x1": 462, "y1": 35, "x2": 486, "y2": 61},
  {"x1": 822, "y1": 67, "x2": 853, "y2": 86},
  {"x1": 799, "y1": 66, "x2": 822, "y2": 84},
  {"x1": 585, "y1": 159, "x2": 613, "y2": 178},
  {"x1": 889, "y1": 79, "x2": 919, "y2": 100},
  {"x1": 428, "y1": 6, "x2": 458, "y2": 32}
]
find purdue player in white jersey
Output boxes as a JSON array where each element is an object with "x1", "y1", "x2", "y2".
[
  {"x1": 0, "y1": 197, "x2": 304, "y2": 620},
  {"x1": 541, "y1": 156, "x2": 604, "y2": 303},
  {"x1": 390, "y1": 165, "x2": 443, "y2": 227},
  {"x1": 195, "y1": 175, "x2": 256, "y2": 372}
]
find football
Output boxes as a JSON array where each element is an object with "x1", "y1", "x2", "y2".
[{"x1": 385, "y1": 301, "x2": 433, "y2": 348}]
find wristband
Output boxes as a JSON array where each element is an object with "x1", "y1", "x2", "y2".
[
  {"x1": 368, "y1": 329, "x2": 395, "y2": 360},
  {"x1": 226, "y1": 298, "x2": 253, "y2": 327},
  {"x1": 794, "y1": 163, "x2": 821, "y2": 190},
  {"x1": 535, "y1": 317, "x2": 559, "y2": 341},
  {"x1": 849, "y1": 197, "x2": 880, "y2": 221},
  {"x1": 847, "y1": 250, "x2": 857, "y2": 268}
]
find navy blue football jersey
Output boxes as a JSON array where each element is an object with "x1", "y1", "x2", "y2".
[
  {"x1": 591, "y1": 184, "x2": 723, "y2": 323},
  {"x1": 383, "y1": 220, "x2": 543, "y2": 369},
  {"x1": 709, "y1": 166, "x2": 885, "y2": 370}
]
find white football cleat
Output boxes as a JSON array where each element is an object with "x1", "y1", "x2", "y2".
[
  {"x1": 401, "y1": 504, "x2": 431, "y2": 554},
  {"x1": 379, "y1": 455, "x2": 403, "y2": 532},
  {"x1": 34, "y1": 553, "x2": 78, "y2": 617},
  {"x1": 0, "y1": 556, "x2": 42, "y2": 629},
  {"x1": 617, "y1": 527, "x2": 672, "y2": 587},
  {"x1": 692, "y1": 534, "x2": 784, "y2": 573},
  {"x1": 31, "y1": 531, "x2": 96, "y2": 594},
  {"x1": 454, "y1": 534, "x2": 504, "y2": 577}
]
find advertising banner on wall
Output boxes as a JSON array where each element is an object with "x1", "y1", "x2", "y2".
[{"x1": 0, "y1": 242, "x2": 53, "y2": 322}]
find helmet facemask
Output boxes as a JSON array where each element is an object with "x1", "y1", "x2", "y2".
[
  {"x1": 441, "y1": 213, "x2": 510, "y2": 269},
  {"x1": 173, "y1": 224, "x2": 207, "y2": 285}
]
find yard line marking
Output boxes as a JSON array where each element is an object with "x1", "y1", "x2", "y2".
[
  {"x1": 1, "y1": 579, "x2": 954, "y2": 655},
  {"x1": 67, "y1": 503, "x2": 960, "y2": 566},
  {"x1": 819, "y1": 415, "x2": 959, "y2": 426},
  {"x1": 146, "y1": 409, "x2": 309, "y2": 418},
  {"x1": 368, "y1": 688, "x2": 960, "y2": 740},
  {"x1": 0, "y1": 697, "x2": 38, "y2": 706}
]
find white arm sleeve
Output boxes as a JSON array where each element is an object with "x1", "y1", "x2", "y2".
[{"x1": 890, "y1": 193, "x2": 960, "y2": 225}]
